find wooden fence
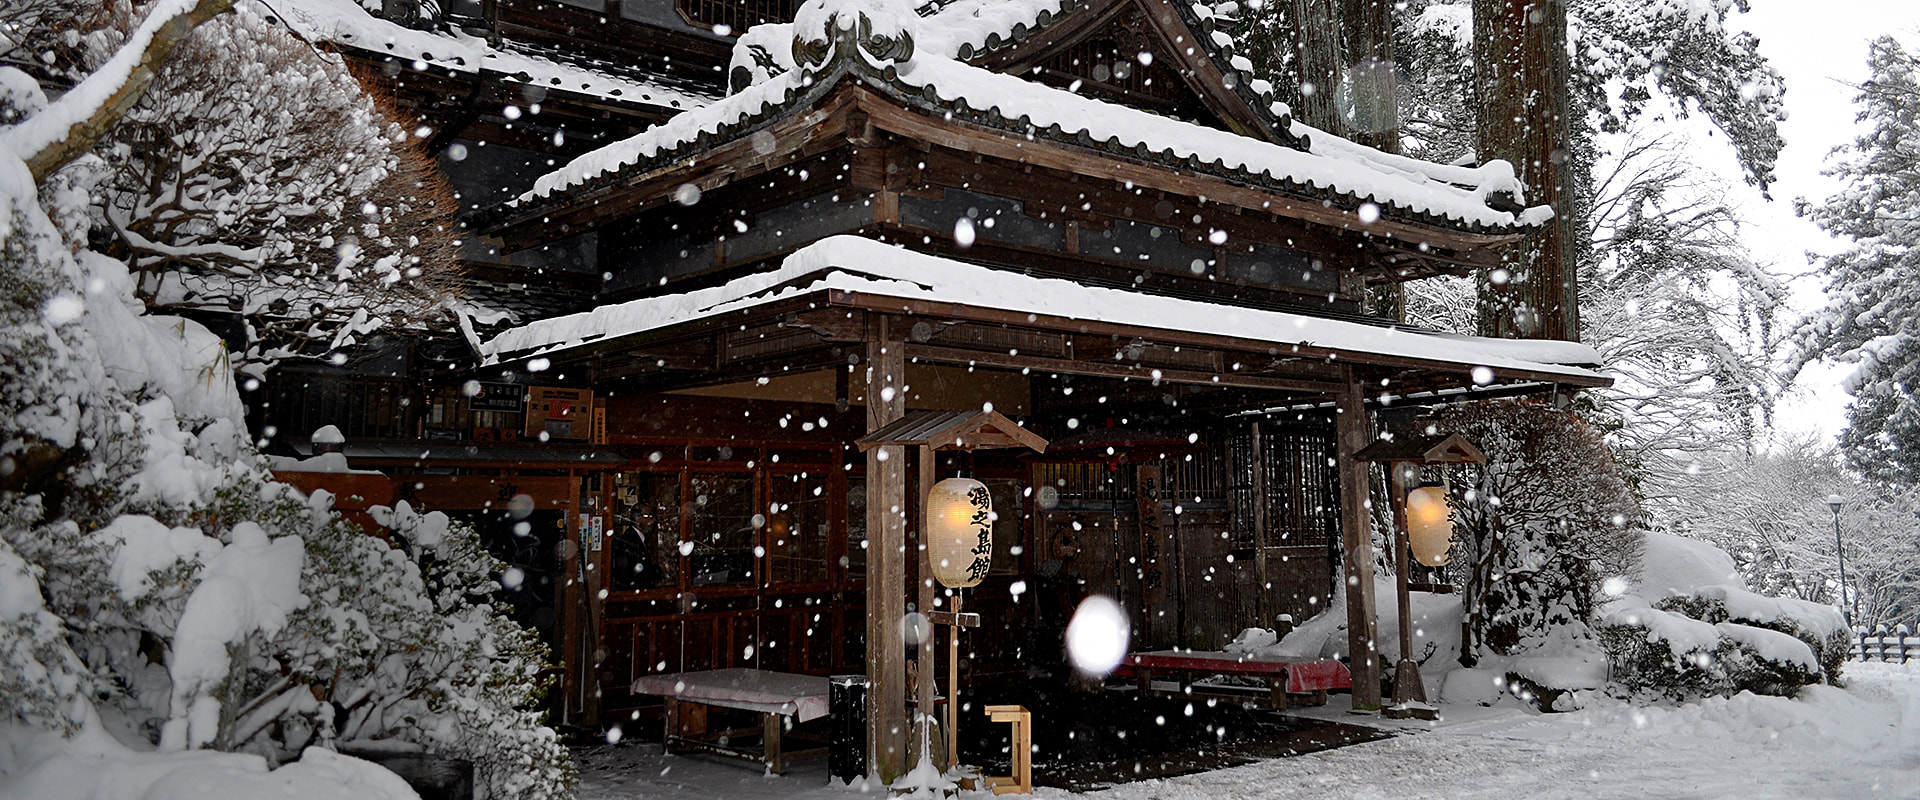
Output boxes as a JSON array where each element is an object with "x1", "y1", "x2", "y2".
[{"x1": 1852, "y1": 626, "x2": 1920, "y2": 663}]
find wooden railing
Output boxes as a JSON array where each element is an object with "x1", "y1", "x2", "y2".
[{"x1": 1853, "y1": 626, "x2": 1920, "y2": 663}]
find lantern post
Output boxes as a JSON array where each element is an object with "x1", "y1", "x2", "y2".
[
  {"x1": 855, "y1": 409, "x2": 1047, "y2": 780},
  {"x1": 1354, "y1": 432, "x2": 1485, "y2": 720},
  {"x1": 926, "y1": 476, "x2": 992, "y2": 768}
]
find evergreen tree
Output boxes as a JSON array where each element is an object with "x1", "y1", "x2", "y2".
[{"x1": 1797, "y1": 35, "x2": 1920, "y2": 487}]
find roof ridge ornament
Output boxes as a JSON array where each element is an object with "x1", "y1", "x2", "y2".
[{"x1": 792, "y1": 0, "x2": 919, "y2": 76}]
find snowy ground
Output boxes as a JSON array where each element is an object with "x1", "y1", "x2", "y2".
[{"x1": 575, "y1": 660, "x2": 1920, "y2": 800}]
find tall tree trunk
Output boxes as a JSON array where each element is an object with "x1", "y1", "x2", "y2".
[
  {"x1": 1339, "y1": 0, "x2": 1398, "y2": 154},
  {"x1": 1341, "y1": 0, "x2": 1404, "y2": 319},
  {"x1": 1472, "y1": 0, "x2": 1579, "y2": 341},
  {"x1": 1290, "y1": 0, "x2": 1347, "y2": 135}
]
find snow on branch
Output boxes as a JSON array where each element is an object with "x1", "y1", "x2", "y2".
[{"x1": 0, "y1": 0, "x2": 233, "y2": 180}]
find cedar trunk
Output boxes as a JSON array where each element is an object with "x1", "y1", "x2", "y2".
[
  {"x1": 1472, "y1": 0, "x2": 1579, "y2": 341},
  {"x1": 1290, "y1": 0, "x2": 1346, "y2": 135}
]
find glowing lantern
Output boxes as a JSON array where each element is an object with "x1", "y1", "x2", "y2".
[
  {"x1": 927, "y1": 477, "x2": 993, "y2": 588},
  {"x1": 1406, "y1": 485, "x2": 1454, "y2": 567}
]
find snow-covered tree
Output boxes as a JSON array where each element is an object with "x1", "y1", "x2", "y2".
[
  {"x1": 1, "y1": 2, "x2": 571, "y2": 796},
  {"x1": 1435, "y1": 400, "x2": 1645, "y2": 663},
  {"x1": 1578, "y1": 131, "x2": 1788, "y2": 496},
  {"x1": 65, "y1": 0, "x2": 463, "y2": 371},
  {"x1": 1796, "y1": 35, "x2": 1920, "y2": 488}
]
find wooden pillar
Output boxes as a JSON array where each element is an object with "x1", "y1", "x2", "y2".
[
  {"x1": 865, "y1": 319, "x2": 909, "y2": 781},
  {"x1": 579, "y1": 473, "x2": 606, "y2": 727},
  {"x1": 1389, "y1": 463, "x2": 1416, "y2": 670},
  {"x1": 1250, "y1": 421, "x2": 1268, "y2": 625},
  {"x1": 560, "y1": 480, "x2": 583, "y2": 724},
  {"x1": 1334, "y1": 375, "x2": 1382, "y2": 710},
  {"x1": 914, "y1": 444, "x2": 938, "y2": 769}
]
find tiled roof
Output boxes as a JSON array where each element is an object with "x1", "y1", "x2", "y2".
[
  {"x1": 505, "y1": 33, "x2": 1543, "y2": 234},
  {"x1": 278, "y1": 0, "x2": 720, "y2": 111}
]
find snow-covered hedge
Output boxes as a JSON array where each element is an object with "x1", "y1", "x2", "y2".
[{"x1": 1598, "y1": 533, "x2": 1848, "y2": 701}]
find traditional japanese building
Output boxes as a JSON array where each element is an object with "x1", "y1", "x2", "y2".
[{"x1": 267, "y1": 0, "x2": 1608, "y2": 781}]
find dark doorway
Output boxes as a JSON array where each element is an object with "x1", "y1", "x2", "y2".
[{"x1": 457, "y1": 508, "x2": 569, "y2": 652}]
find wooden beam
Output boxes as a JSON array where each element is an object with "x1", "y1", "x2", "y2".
[
  {"x1": 902, "y1": 343, "x2": 1344, "y2": 396},
  {"x1": 1334, "y1": 370, "x2": 1382, "y2": 710},
  {"x1": 839, "y1": 292, "x2": 1607, "y2": 389},
  {"x1": 865, "y1": 318, "x2": 910, "y2": 782}
]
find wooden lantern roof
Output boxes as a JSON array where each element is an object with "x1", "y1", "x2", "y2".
[
  {"x1": 1352, "y1": 432, "x2": 1486, "y2": 465},
  {"x1": 855, "y1": 409, "x2": 1049, "y2": 453}
]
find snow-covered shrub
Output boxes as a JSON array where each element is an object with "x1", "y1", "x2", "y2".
[
  {"x1": 1435, "y1": 400, "x2": 1645, "y2": 663},
  {"x1": 1653, "y1": 592, "x2": 1852, "y2": 683},
  {"x1": 1597, "y1": 606, "x2": 1825, "y2": 702},
  {"x1": 3, "y1": 2, "x2": 558, "y2": 796},
  {"x1": 195, "y1": 481, "x2": 577, "y2": 799},
  {"x1": 1597, "y1": 532, "x2": 1846, "y2": 701}
]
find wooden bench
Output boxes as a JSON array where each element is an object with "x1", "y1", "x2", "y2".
[
  {"x1": 1116, "y1": 650, "x2": 1352, "y2": 710},
  {"x1": 631, "y1": 668, "x2": 831, "y2": 775}
]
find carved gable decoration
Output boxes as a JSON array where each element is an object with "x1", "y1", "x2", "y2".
[{"x1": 791, "y1": 0, "x2": 918, "y2": 72}]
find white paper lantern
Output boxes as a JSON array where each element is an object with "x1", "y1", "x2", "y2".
[
  {"x1": 927, "y1": 477, "x2": 993, "y2": 588},
  {"x1": 1406, "y1": 485, "x2": 1454, "y2": 567}
]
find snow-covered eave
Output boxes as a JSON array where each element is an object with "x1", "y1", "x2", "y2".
[
  {"x1": 277, "y1": 0, "x2": 718, "y2": 113},
  {"x1": 479, "y1": 236, "x2": 1608, "y2": 390},
  {"x1": 491, "y1": 52, "x2": 1540, "y2": 243}
]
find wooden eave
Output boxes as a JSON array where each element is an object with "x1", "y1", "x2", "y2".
[
  {"x1": 855, "y1": 409, "x2": 1050, "y2": 452},
  {"x1": 473, "y1": 275, "x2": 1609, "y2": 411},
  {"x1": 483, "y1": 85, "x2": 863, "y2": 248},
  {"x1": 957, "y1": 0, "x2": 1286, "y2": 145},
  {"x1": 1352, "y1": 432, "x2": 1487, "y2": 465},
  {"x1": 846, "y1": 89, "x2": 1520, "y2": 260}
]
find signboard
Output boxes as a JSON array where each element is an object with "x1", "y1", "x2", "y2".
[{"x1": 469, "y1": 382, "x2": 527, "y2": 412}]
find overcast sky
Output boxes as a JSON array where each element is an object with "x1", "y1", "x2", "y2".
[{"x1": 1714, "y1": 3, "x2": 1920, "y2": 445}]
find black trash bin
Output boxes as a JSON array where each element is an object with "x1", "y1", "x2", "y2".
[{"x1": 828, "y1": 674, "x2": 868, "y2": 784}]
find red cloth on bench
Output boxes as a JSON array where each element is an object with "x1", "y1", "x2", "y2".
[
  {"x1": 1284, "y1": 658, "x2": 1352, "y2": 693},
  {"x1": 1122, "y1": 650, "x2": 1353, "y2": 693}
]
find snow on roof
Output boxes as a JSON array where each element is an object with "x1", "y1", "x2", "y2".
[
  {"x1": 277, "y1": 0, "x2": 717, "y2": 110},
  {"x1": 481, "y1": 235, "x2": 1606, "y2": 384},
  {"x1": 916, "y1": 0, "x2": 1079, "y2": 59},
  {"x1": 516, "y1": 45, "x2": 1536, "y2": 230},
  {"x1": 895, "y1": 56, "x2": 1534, "y2": 227},
  {"x1": 522, "y1": 67, "x2": 807, "y2": 202}
]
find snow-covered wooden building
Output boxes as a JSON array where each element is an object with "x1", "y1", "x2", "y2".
[{"x1": 268, "y1": 0, "x2": 1608, "y2": 780}]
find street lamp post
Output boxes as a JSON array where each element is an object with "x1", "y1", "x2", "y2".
[{"x1": 1826, "y1": 494, "x2": 1853, "y2": 626}]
